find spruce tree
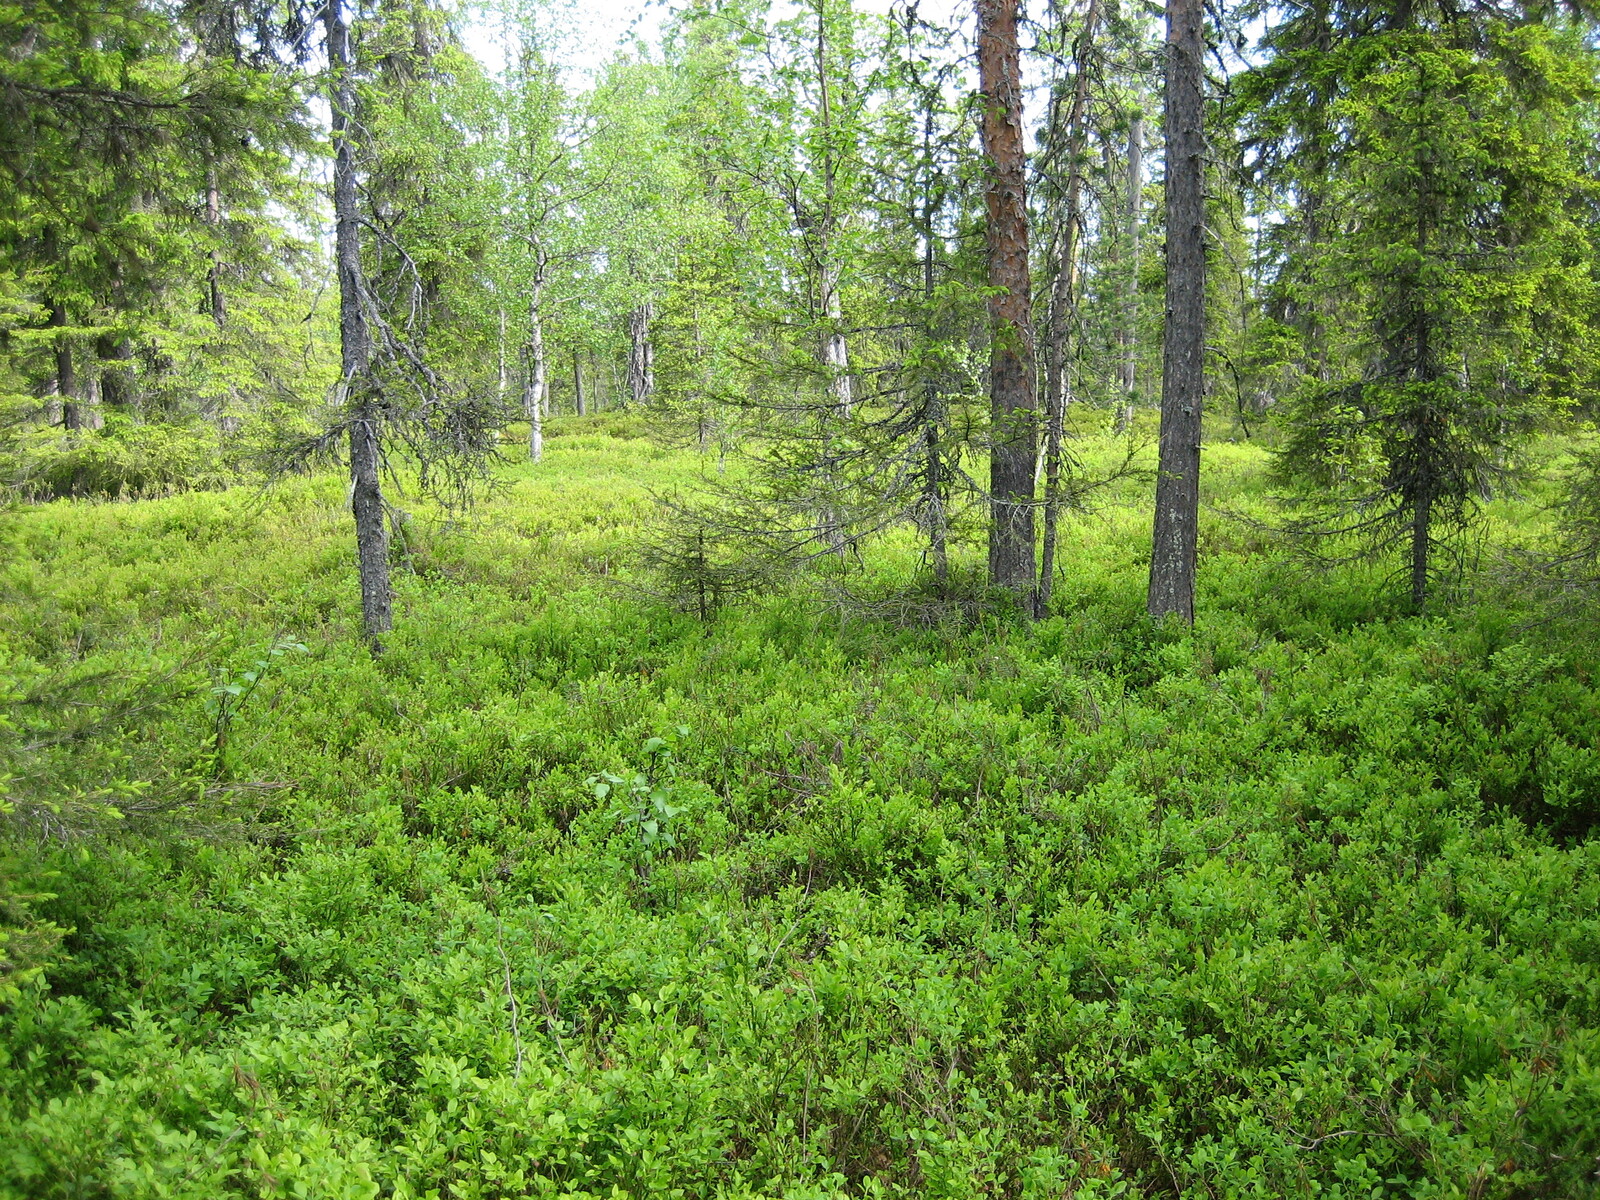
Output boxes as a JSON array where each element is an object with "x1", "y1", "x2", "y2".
[{"x1": 1263, "y1": 23, "x2": 1595, "y2": 605}]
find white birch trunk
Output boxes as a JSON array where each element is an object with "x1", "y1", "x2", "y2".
[
  {"x1": 821, "y1": 262, "x2": 852, "y2": 416},
  {"x1": 526, "y1": 263, "x2": 546, "y2": 464},
  {"x1": 498, "y1": 307, "x2": 508, "y2": 398}
]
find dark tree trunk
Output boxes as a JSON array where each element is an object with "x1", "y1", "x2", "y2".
[
  {"x1": 907, "y1": 82, "x2": 949, "y2": 588},
  {"x1": 574, "y1": 347, "x2": 586, "y2": 416},
  {"x1": 97, "y1": 335, "x2": 136, "y2": 411},
  {"x1": 627, "y1": 304, "x2": 653, "y2": 409},
  {"x1": 921, "y1": 177, "x2": 949, "y2": 589},
  {"x1": 50, "y1": 302, "x2": 87, "y2": 431},
  {"x1": 1039, "y1": 0, "x2": 1100, "y2": 617},
  {"x1": 977, "y1": 0, "x2": 1037, "y2": 608},
  {"x1": 1403, "y1": 107, "x2": 1437, "y2": 609},
  {"x1": 1411, "y1": 491, "x2": 1431, "y2": 609},
  {"x1": 206, "y1": 167, "x2": 227, "y2": 329},
  {"x1": 1148, "y1": 0, "x2": 1205, "y2": 623},
  {"x1": 326, "y1": 0, "x2": 391, "y2": 645}
]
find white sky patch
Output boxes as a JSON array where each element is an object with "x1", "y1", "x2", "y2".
[
  {"x1": 460, "y1": 0, "x2": 973, "y2": 88},
  {"x1": 460, "y1": 0, "x2": 673, "y2": 83}
]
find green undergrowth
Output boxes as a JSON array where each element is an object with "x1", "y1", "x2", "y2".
[{"x1": 1, "y1": 424, "x2": 1598, "y2": 1199}]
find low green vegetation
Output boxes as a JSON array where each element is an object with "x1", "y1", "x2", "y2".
[{"x1": 1, "y1": 423, "x2": 1597, "y2": 1198}]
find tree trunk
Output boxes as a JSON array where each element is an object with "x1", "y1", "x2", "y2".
[
  {"x1": 920, "y1": 126, "x2": 949, "y2": 589},
  {"x1": 98, "y1": 335, "x2": 136, "y2": 411},
  {"x1": 977, "y1": 0, "x2": 1038, "y2": 608},
  {"x1": 205, "y1": 167, "x2": 227, "y2": 329},
  {"x1": 326, "y1": 0, "x2": 392, "y2": 645},
  {"x1": 574, "y1": 346, "x2": 586, "y2": 416},
  {"x1": 50, "y1": 303, "x2": 89, "y2": 431},
  {"x1": 1115, "y1": 113, "x2": 1143, "y2": 434},
  {"x1": 627, "y1": 303, "x2": 653, "y2": 408},
  {"x1": 51, "y1": 303, "x2": 78, "y2": 428},
  {"x1": 1039, "y1": 0, "x2": 1100, "y2": 617},
  {"x1": 497, "y1": 308, "x2": 508, "y2": 399},
  {"x1": 820, "y1": 264, "x2": 852, "y2": 415},
  {"x1": 526, "y1": 260, "x2": 546, "y2": 463},
  {"x1": 1147, "y1": 0, "x2": 1205, "y2": 623},
  {"x1": 82, "y1": 370, "x2": 104, "y2": 429},
  {"x1": 812, "y1": 3, "x2": 852, "y2": 417},
  {"x1": 1411, "y1": 490, "x2": 1431, "y2": 609}
]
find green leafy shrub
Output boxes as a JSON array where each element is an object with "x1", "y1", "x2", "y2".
[
  {"x1": 8, "y1": 417, "x2": 236, "y2": 500},
  {"x1": 588, "y1": 732, "x2": 692, "y2": 869},
  {"x1": 1, "y1": 433, "x2": 1598, "y2": 1198},
  {"x1": 0, "y1": 856, "x2": 65, "y2": 1004}
]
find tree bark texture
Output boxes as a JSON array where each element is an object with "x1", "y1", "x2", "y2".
[
  {"x1": 1411, "y1": 491, "x2": 1431, "y2": 609},
  {"x1": 920, "y1": 163, "x2": 949, "y2": 588},
  {"x1": 50, "y1": 302, "x2": 86, "y2": 431},
  {"x1": 526, "y1": 258, "x2": 546, "y2": 463},
  {"x1": 820, "y1": 263, "x2": 852, "y2": 415},
  {"x1": 1148, "y1": 0, "x2": 1204, "y2": 623},
  {"x1": 1401, "y1": 102, "x2": 1439, "y2": 610},
  {"x1": 326, "y1": 0, "x2": 392, "y2": 644},
  {"x1": 573, "y1": 346, "x2": 586, "y2": 416},
  {"x1": 977, "y1": 0, "x2": 1037, "y2": 606},
  {"x1": 97, "y1": 335, "x2": 136, "y2": 411},
  {"x1": 1115, "y1": 114, "x2": 1143, "y2": 433},
  {"x1": 205, "y1": 167, "x2": 227, "y2": 329},
  {"x1": 1039, "y1": 0, "x2": 1099, "y2": 616},
  {"x1": 813, "y1": 4, "x2": 852, "y2": 417},
  {"x1": 627, "y1": 303, "x2": 653, "y2": 408}
]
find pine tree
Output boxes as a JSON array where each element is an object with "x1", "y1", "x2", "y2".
[
  {"x1": 976, "y1": 0, "x2": 1038, "y2": 607},
  {"x1": 1147, "y1": 0, "x2": 1206, "y2": 622}
]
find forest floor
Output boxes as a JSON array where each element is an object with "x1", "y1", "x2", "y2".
[{"x1": 2, "y1": 416, "x2": 1598, "y2": 1199}]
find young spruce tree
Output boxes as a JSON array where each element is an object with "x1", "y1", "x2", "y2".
[{"x1": 1267, "y1": 24, "x2": 1595, "y2": 606}]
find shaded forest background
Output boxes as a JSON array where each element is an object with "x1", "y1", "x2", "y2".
[{"x1": 6, "y1": 0, "x2": 1599, "y2": 621}]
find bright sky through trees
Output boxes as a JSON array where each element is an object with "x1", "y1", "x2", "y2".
[{"x1": 462, "y1": 0, "x2": 968, "y2": 83}]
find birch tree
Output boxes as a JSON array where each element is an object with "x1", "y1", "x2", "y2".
[{"x1": 501, "y1": 37, "x2": 571, "y2": 463}]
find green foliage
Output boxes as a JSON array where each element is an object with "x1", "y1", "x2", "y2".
[
  {"x1": 0, "y1": 0, "x2": 318, "y2": 444},
  {"x1": 1249, "y1": 21, "x2": 1599, "y2": 603},
  {"x1": 4, "y1": 0, "x2": 1600, "y2": 1191},
  {"x1": 5, "y1": 417, "x2": 236, "y2": 500},
  {"x1": 0, "y1": 857, "x2": 66, "y2": 1005},
  {"x1": 205, "y1": 638, "x2": 308, "y2": 778},
  {"x1": 0, "y1": 433, "x2": 1598, "y2": 1196},
  {"x1": 637, "y1": 497, "x2": 798, "y2": 619},
  {"x1": 588, "y1": 731, "x2": 693, "y2": 869}
]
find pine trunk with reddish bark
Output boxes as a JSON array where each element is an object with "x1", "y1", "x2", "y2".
[{"x1": 976, "y1": 0, "x2": 1038, "y2": 608}]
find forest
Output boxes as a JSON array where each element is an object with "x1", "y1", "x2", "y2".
[{"x1": 3, "y1": 0, "x2": 1600, "y2": 1194}]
